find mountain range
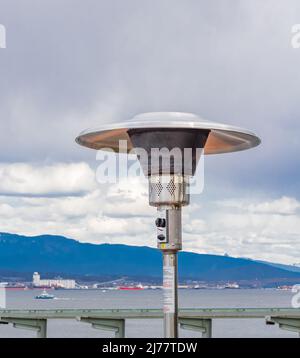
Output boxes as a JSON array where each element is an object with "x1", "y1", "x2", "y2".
[{"x1": 0, "y1": 232, "x2": 299, "y2": 287}]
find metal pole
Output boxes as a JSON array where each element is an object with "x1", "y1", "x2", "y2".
[
  {"x1": 153, "y1": 177, "x2": 183, "y2": 339},
  {"x1": 162, "y1": 251, "x2": 178, "y2": 338},
  {"x1": 158, "y1": 206, "x2": 182, "y2": 338}
]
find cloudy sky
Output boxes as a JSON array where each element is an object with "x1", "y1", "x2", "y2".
[{"x1": 0, "y1": 0, "x2": 300, "y2": 264}]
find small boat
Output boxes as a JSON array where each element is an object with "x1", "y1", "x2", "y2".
[
  {"x1": 224, "y1": 282, "x2": 240, "y2": 289},
  {"x1": 35, "y1": 289, "x2": 55, "y2": 299}
]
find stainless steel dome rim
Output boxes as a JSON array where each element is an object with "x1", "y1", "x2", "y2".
[{"x1": 75, "y1": 111, "x2": 261, "y2": 155}]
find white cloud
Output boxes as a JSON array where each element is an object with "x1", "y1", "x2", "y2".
[
  {"x1": 102, "y1": 177, "x2": 152, "y2": 218},
  {"x1": 0, "y1": 162, "x2": 299, "y2": 264},
  {"x1": 183, "y1": 196, "x2": 300, "y2": 264},
  {"x1": 0, "y1": 162, "x2": 96, "y2": 197},
  {"x1": 248, "y1": 196, "x2": 300, "y2": 215},
  {"x1": 184, "y1": 219, "x2": 207, "y2": 234},
  {"x1": 0, "y1": 163, "x2": 155, "y2": 246},
  {"x1": 217, "y1": 196, "x2": 300, "y2": 215}
]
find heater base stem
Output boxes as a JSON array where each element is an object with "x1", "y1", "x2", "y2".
[{"x1": 162, "y1": 250, "x2": 178, "y2": 338}]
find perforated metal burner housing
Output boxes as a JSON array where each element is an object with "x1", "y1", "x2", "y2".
[{"x1": 149, "y1": 174, "x2": 189, "y2": 207}]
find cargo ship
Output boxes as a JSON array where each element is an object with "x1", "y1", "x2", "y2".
[
  {"x1": 118, "y1": 286, "x2": 144, "y2": 291},
  {"x1": 0, "y1": 283, "x2": 28, "y2": 291}
]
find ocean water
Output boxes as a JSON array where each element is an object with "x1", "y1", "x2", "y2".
[{"x1": 0, "y1": 289, "x2": 298, "y2": 338}]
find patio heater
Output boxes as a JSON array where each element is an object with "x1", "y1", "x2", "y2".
[{"x1": 76, "y1": 112, "x2": 260, "y2": 338}]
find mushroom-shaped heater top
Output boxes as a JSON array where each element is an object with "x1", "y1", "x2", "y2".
[
  {"x1": 76, "y1": 112, "x2": 260, "y2": 207},
  {"x1": 76, "y1": 112, "x2": 260, "y2": 155}
]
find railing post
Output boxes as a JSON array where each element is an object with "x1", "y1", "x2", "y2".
[
  {"x1": 179, "y1": 318, "x2": 212, "y2": 338},
  {"x1": 0, "y1": 318, "x2": 47, "y2": 338},
  {"x1": 79, "y1": 317, "x2": 125, "y2": 338},
  {"x1": 115, "y1": 319, "x2": 125, "y2": 338},
  {"x1": 266, "y1": 317, "x2": 300, "y2": 336},
  {"x1": 37, "y1": 319, "x2": 47, "y2": 338}
]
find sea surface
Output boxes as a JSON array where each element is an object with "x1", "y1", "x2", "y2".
[{"x1": 0, "y1": 289, "x2": 298, "y2": 338}]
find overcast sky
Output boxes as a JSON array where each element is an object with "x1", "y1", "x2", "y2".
[{"x1": 0, "y1": 0, "x2": 300, "y2": 264}]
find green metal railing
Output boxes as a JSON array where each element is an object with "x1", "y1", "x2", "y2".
[{"x1": 0, "y1": 308, "x2": 299, "y2": 338}]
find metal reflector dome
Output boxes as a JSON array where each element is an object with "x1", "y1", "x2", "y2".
[{"x1": 75, "y1": 112, "x2": 261, "y2": 154}]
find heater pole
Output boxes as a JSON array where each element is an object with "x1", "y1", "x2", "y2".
[
  {"x1": 157, "y1": 206, "x2": 182, "y2": 338},
  {"x1": 162, "y1": 250, "x2": 178, "y2": 338}
]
